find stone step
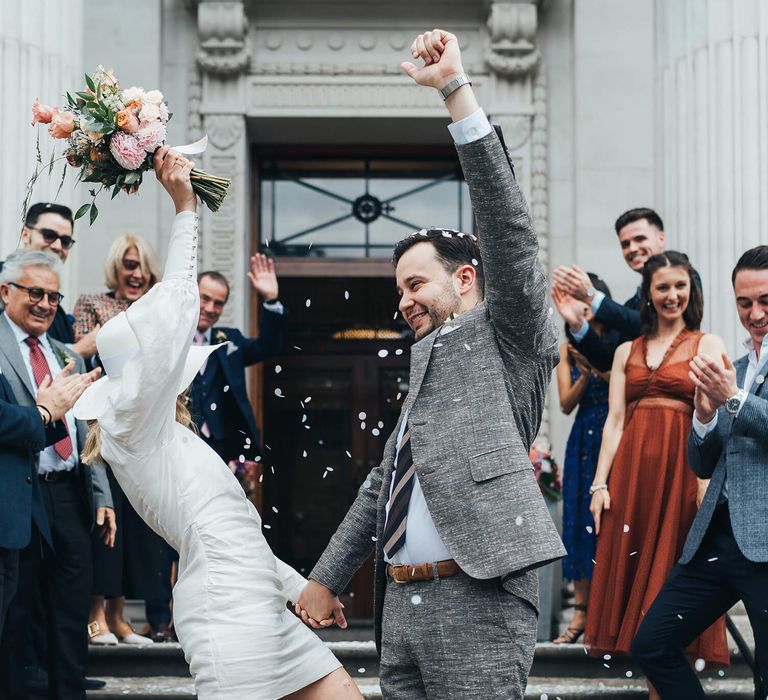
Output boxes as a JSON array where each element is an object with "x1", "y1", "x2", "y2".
[
  {"x1": 88, "y1": 640, "x2": 754, "y2": 680},
  {"x1": 83, "y1": 676, "x2": 761, "y2": 699}
]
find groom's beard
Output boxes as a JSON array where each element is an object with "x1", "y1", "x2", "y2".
[{"x1": 412, "y1": 288, "x2": 462, "y2": 341}]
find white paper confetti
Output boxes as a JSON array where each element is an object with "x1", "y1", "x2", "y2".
[
  {"x1": 586, "y1": 525, "x2": 593, "y2": 534},
  {"x1": 411, "y1": 595, "x2": 422, "y2": 605},
  {"x1": 694, "y1": 658, "x2": 705, "y2": 672},
  {"x1": 305, "y1": 299, "x2": 311, "y2": 308},
  {"x1": 372, "y1": 429, "x2": 380, "y2": 436},
  {"x1": 274, "y1": 388, "x2": 283, "y2": 398},
  {"x1": 272, "y1": 506, "x2": 279, "y2": 514},
  {"x1": 210, "y1": 403, "x2": 217, "y2": 411},
  {"x1": 515, "y1": 516, "x2": 523, "y2": 526},
  {"x1": 363, "y1": 480, "x2": 371, "y2": 489},
  {"x1": 223, "y1": 385, "x2": 229, "y2": 392},
  {"x1": 395, "y1": 348, "x2": 403, "y2": 355},
  {"x1": 378, "y1": 349, "x2": 389, "y2": 358},
  {"x1": 344, "y1": 291, "x2": 350, "y2": 300},
  {"x1": 275, "y1": 365, "x2": 282, "y2": 374},
  {"x1": 623, "y1": 524, "x2": 630, "y2": 533},
  {"x1": 358, "y1": 412, "x2": 367, "y2": 420}
]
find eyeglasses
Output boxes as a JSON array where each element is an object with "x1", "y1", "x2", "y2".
[
  {"x1": 26, "y1": 226, "x2": 75, "y2": 250},
  {"x1": 7, "y1": 282, "x2": 64, "y2": 306}
]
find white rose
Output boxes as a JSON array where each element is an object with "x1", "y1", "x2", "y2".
[
  {"x1": 158, "y1": 103, "x2": 169, "y2": 122},
  {"x1": 122, "y1": 86, "x2": 146, "y2": 103},
  {"x1": 139, "y1": 102, "x2": 160, "y2": 122},
  {"x1": 144, "y1": 89, "x2": 164, "y2": 105}
]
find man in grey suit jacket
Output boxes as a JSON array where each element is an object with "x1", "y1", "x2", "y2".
[
  {"x1": 297, "y1": 30, "x2": 564, "y2": 699},
  {"x1": 0, "y1": 249, "x2": 114, "y2": 700},
  {"x1": 632, "y1": 245, "x2": 768, "y2": 699}
]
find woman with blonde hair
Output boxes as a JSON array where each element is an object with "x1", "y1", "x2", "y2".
[
  {"x1": 73, "y1": 234, "x2": 164, "y2": 646},
  {"x1": 73, "y1": 147, "x2": 361, "y2": 700}
]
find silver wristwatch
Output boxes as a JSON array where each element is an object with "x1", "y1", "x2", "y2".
[
  {"x1": 439, "y1": 74, "x2": 472, "y2": 101},
  {"x1": 724, "y1": 393, "x2": 742, "y2": 415}
]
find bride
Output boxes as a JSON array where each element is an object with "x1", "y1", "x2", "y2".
[{"x1": 74, "y1": 147, "x2": 362, "y2": 700}]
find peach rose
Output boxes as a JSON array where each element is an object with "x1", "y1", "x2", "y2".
[
  {"x1": 31, "y1": 98, "x2": 55, "y2": 125},
  {"x1": 48, "y1": 109, "x2": 76, "y2": 139},
  {"x1": 116, "y1": 109, "x2": 139, "y2": 134}
]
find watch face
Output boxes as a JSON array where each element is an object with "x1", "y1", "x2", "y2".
[{"x1": 725, "y1": 397, "x2": 740, "y2": 414}]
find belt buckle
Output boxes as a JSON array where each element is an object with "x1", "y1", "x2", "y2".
[{"x1": 391, "y1": 566, "x2": 408, "y2": 584}]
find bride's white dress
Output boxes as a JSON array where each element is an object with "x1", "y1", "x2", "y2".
[{"x1": 95, "y1": 211, "x2": 340, "y2": 699}]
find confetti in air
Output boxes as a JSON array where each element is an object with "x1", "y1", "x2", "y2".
[
  {"x1": 223, "y1": 385, "x2": 229, "y2": 392},
  {"x1": 344, "y1": 291, "x2": 350, "y2": 300},
  {"x1": 274, "y1": 388, "x2": 283, "y2": 397},
  {"x1": 358, "y1": 412, "x2": 366, "y2": 420},
  {"x1": 694, "y1": 658, "x2": 706, "y2": 672},
  {"x1": 305, "y1": 299, "x2": 311, "y2": 308},
  {"x1": 411, "y1": 595, "x2": 422, "y2": 605},
  {"x1": 623, "y1": 524, "x2": 630, "y2": 533},
  {"x1": 275, "y1": 365, "x2": 282, "y2": 374},
  {"x1": 210, "y1": 403, "x2": 217, "y2": 411},
  {"x1": 378, "y1": 349, "x2": 389, "y2": 358}
]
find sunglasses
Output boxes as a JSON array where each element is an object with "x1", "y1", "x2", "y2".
[
  {"x1": 122, "y1": 259, "x2": 142, "y2": 272},
  {"x1": 27, "y1": 226, "x2": 75, "y2": 250},
  {"x1": 8, "y1": 282, "x2": 64, "y2": 306}
]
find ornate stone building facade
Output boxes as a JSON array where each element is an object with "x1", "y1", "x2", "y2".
[{"x1": 2, "y1": 0, "x2": 765, "y2": 493}]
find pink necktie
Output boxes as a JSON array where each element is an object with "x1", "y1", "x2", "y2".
[{"x1": 25, "y1": 336, "x2": 74, "y2": 460}]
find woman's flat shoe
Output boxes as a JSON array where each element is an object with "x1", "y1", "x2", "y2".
[
  {"x1": 119, "y1": 632, "x2": 154, "y2": 646},
  {"x1": 88, "y1": 621, "x2": 119, "y2": 645}
]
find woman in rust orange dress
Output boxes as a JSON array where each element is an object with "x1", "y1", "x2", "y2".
[{"x1": 584, "y1": 251, "x2": 729, "y2": 699}]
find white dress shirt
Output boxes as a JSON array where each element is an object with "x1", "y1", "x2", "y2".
[
  {"x1": 6, "y1": 315, "x2": 78, "y2": 474},
  {"x1": 383, "y1": 101, "x2": 491, "y2": 567}
]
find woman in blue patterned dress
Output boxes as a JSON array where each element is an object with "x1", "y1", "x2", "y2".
[{"x1": 551, "y1": 274, "x2": 611, "y2": 643}]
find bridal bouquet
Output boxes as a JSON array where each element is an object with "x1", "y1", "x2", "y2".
[
  {"x1": 529, "y1": 442, "x2": 562, "y2": 502},
  {"x1": 28, "y1": 66, "x2": 229, "y2": 224}
]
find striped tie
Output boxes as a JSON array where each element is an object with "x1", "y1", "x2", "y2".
[{"x1": 383, "y1": 425, "x2": 415, "y2": 559}]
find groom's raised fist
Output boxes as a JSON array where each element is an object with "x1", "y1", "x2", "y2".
[{"x1": 401, "y1": 29, "x2": 464, "y2": 90}]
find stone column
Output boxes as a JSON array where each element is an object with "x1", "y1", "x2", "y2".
[
  {"x1": 194, "y1": 0, "x2": 250, "y2": 327},
  {"x1": 656, "y1": 0, "x2": 768, "y2": 352},
  {"x1": 0, "y1": 1, "x2": 84, "y2": 293}
]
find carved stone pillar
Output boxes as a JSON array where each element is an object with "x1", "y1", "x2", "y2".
[{"x1": 194, "y1": 0, "x2": 251, "y2": 327}]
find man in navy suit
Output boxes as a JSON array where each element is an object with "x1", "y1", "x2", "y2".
[
  {"x1": 189, "y1": 254, "x2": 286, "y2": 463},
  {"x1": 0, "y1": 366, "x2": 97, "y2": 636},
  {"x1": 552, "y1": 207, "x2": 667, "y2": 371}
]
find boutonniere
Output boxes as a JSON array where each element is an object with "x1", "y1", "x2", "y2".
[
  {"x1": 53, "y1": 344, "x2": 71, "y2": 369},
  {"x1": 214, "y1": 330, "x2": 228, "y2": 344}
]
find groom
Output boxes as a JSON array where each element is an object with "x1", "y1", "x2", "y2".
[{"x1": 297, "y1": 29, "x2": 564, "y2": 699}]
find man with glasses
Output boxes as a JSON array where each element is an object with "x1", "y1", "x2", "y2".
[
  {"x1": 0, "y1": 249, "x2": 114, "y2": 700},
  {"x1": 0, "y1": 203, "x2": 99, "y2": 358}
]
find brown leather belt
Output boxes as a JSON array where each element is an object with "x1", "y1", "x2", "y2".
[{"x1": 387, "y1": 559, "x2": 461, "y2": 584}]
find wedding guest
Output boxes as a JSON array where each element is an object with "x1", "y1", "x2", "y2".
[
  {"x1": 550, "y1": 273, "x2": 612, "y2": 644},
  {"x1": 552, "y1": 208, "x2": 667, "y2": 371},
  {"x1": 0, "y1": 203, "x2": 99, "y2": 357},
  {"x1": 584, "y1": 252, "x2": 728, "y2": 700},
  {"x1": 632, "y1": 245, "x2": 768, "y2": 699},
  {"x1": 189, "y1": 261, "x2": 286, "y2": 464},
  {"x1": 73, "y1": 234, "x2": 163, "y2": 646},
  {"x1": 0, "y1": 249, "x2": 114, "y2": 700}
]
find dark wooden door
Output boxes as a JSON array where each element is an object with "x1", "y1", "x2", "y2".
[{"x1": 261, "y1": 344, "x2": 408, "y2": 619}]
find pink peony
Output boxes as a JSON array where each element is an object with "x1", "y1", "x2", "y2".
[
  {"x1": 109, "y1": 131, "x2": 146, "y2": 170},
  {"x1": 31, "y1": 98, "x2": 54, "y2": 125},
  {"x1": 48, "y1": 109, "x2": 76, "y2": 138},
  {"x1": 135, "y1": 120, "x2": 167, "y2": 153}
]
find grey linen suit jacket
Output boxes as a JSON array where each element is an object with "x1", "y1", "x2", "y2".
[
  {"x1": 0, "y1": 314, "x2": 112, "y2": 522},
  {"x1": 682, "y1": 354, "x2": 768, "y2": 564},
  {"x1": 310, "y1": 130, "x2": 565, "y2": 650}
]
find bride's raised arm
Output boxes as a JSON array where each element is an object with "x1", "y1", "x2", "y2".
[{"x1": 98, "y1": 149, "x2": 206, "y2": 451}]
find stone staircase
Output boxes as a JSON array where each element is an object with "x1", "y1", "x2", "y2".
[{"x1": 85, "y1": 604, "x2": 758, "y2": 698}]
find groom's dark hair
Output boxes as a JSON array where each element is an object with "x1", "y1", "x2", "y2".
[
  {"x1": 732, "y1": 245, "x2": 768, "y2": 285},
  {"x1": 392, "y1": 228, "x2": 485, "y2": 297}
]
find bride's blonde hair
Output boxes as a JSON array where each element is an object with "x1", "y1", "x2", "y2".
[{"x1": 81, "y1": 393, "x2": 196, "y2": 465}]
